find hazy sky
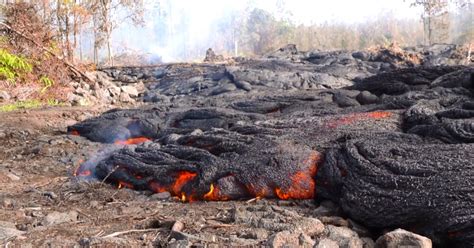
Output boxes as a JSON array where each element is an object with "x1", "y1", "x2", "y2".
[{"x1": 168, "y1": 0, "x2": 423, "y2": 25}]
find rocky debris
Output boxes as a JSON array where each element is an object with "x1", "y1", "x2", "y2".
[
  {"x1": 0, "y1": 226, "x2": 25, "y2": 241},
  {"x1": 315, "y1": 238, "x2": 339, "y2": 248},
  {"x1": 0, "y1": 90, "x2": 11, "y2": 102},
  {"x1": 267, "y1": 231, "x2": 313, "y2": 248},
  {"x1": 324, "y1": 225, "x2": 364, "y2": 248},
  {"x1": 41, "y1": 210, "x2": 78, "y2": 226},
  {"x1": 375, "y1": 229, "x2": 432, "y2": 248}
]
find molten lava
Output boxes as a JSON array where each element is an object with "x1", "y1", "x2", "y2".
[
  {"x1": 171, "y1": 171, "x2": 197, "y2": 195},
  {"x1": 203, "y1": 183, "x2": 229, "y2": 201},
  {"x1": 118, "y1": 181, "x2": 134, "y2": 189},
  {"x1": 327, "y1": 111, "x2": 392, "y2": 128},
  {"x1": 274, "y1": 151, "x2": 320, "y2": 200},
  {"x1": 114, "y1": 137, "x2": 151, "y2": 145}
]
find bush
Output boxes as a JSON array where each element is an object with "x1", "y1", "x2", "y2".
[{"x1": 0, "y1": 49, "x2": 32, "y2": 84}]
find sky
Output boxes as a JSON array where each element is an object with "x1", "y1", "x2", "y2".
[{"x1": 168, "y1": 0, "x2": 423, "y2": 25}]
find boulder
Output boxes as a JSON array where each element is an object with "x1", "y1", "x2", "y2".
[{"x1": 375, "y1": 229, "x2": 432, "y2": 248}]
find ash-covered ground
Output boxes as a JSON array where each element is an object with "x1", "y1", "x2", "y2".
[{"x1": 0, "y1": 44, "x2": 473, "y2": 247}]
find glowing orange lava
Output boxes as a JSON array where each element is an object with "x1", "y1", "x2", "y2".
[
  {"x1": 114, "y1": 137, "x2": 151, "y2": 145},
  {"x1": 274, "y1": 151, "x2": 320, "y2": 200},
  {"x1": 118, "y1": 181, "x2": 134, "y2": 189},
  {"x1": 203, "y1": 183, "x2": 229, "y2": 201},
  {"x1": 327, "y1": 111, "x2": 392, "y2": 128},
  {"x1": 171, "y1": 171, "x2": 197, "y2": 195}
]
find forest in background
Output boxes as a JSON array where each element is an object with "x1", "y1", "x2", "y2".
[{"x1": 1, "y1": 0, "x2": 472, "y2": 65}]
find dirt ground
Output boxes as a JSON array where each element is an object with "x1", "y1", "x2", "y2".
[{"x1": 0, "y1": 106, "x2": 330, "y2": 247}]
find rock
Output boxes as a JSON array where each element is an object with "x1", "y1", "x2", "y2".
[
  {"x1": 151, "y1": 191, "x2": 171, "y2": 200},
  {"x1": 375, "y1": 229, "x2": 432, "y2": 248},
  {"x1": 291, "y1": 217, "x2": 325, "y2": 236},
  {"x1": 326, "y1": 225, "x2": 363, "y2": 248},
  {"x1": 239, "y1": 228, "x2": 269, "y2": 240},
  {"x1": 361, "y1": 237, "x2": 375, "y2": 248},
  {"x1": 266, "y1": 231, "x2": 300, "y2": 248},
  {"x1": 121, "y1": 85, "x2": 139, "y2": 97},
  {"x1": 315, "y1": 238, "x2": 339, "y2": 248},
  {"x1": 314, "y1": 201, "x2": 340, "y2": 216},
  {"x1": 74, "y1": 87, "x2": 89, "y2": 96},
  {"x1": 119, "y1": 92, "x2": 135, "y2": 103},
  {"x1": 168, "y1": 239, "x2": 191, "y2": 248},
  {"x1": 210, "y1": 84, "x2": 237, "y2": 95},
  {"x1": 0, "y1": 221, "x2": 16, "y2": 229},
  {"x1": 298, "y1": 233, "x2": 316, "y2": 247},
  {"x1": 78, "y1": 237, "x2": 129, "y2": 246},
  {"x1": 135, "y1": 81, "x2": 146, "y2": 94},
  {"x1": 0, "y1": 226, "x2": 25, "y2": 240},
  {"x1": 108, "y1": 85, "x2": 121, "y2": 97},
  {"x1": 352, "y1": 51, "x2": 370, "y2": 61},
  {"x1": 320, "y1": 216, "x2": 349, "y2": 227},
  {"x1": 204, "y1": 48, "x2": 224, "y2": 62},
  {"x1": 356, "y1": 91, "x2": 379, "y2": 105},
  {"x1": 41, "y1": 211, "x2": 78, "y2": 226},
  {"x1": 0, "y1": 90, "x2": 10, "y2": 101},
  {"x1": 171, "y1": 220, "x2": 185, "y2": 232},
  {"x1": 118, "y1": 74, "x2": 137, "y2": 83},
  {"x1": 1, "y1": 198, "x2": 14, "y2": 208},
  {"x1": 234, "y1": 80, "x2": 252, "y2": 91},
  {"x1": 333, "y1": 93, "x2": 360, "y2": 107}
]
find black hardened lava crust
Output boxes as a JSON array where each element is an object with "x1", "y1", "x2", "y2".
[{"x1": 71, "y1": 59, "x2": 474, "y2": 246}]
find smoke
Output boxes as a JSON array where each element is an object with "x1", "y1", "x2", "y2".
[{"x1": 103, "y1": 0, "x2": 468, "y2": 63}]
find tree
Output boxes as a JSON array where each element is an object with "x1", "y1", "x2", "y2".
[{"x1": 409, "y1": 0, "x2": 450, "y2": 45}]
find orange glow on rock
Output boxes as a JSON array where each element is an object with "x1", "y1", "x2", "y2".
[
  {"x1": 70, "y1": 130, "x2": 80, "y2": 136},
  {"x1": 118, "y1": 181, "x2": 134, "y2": 189},
  {"x1": 149, "y1": 181, "x2": 167, "y2": 193},
  {"x1": 77, "y1": 170, "x2": 91, "y2": 177},
  {"x1": 171, "y1": 171, "x2": 197, "y2": 195},
  {"x1": 203, "y1": 183, "x2": 229, "y2": 201},
  {"x1": 274, "y1": 151, "x2": 321, "y2": 200},
  {"x1": 327, "y1": 111, "x2": 392, "y2": 128},
  {"x1": 114, "y1": 137, "x2": 151, "y2": 145}
]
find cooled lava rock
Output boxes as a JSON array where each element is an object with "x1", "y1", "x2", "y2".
[{"x1": 316, "y1": 132, "x2": 474, "y2": 247}]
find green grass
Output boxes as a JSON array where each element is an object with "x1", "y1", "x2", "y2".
[{"x1": 0, "y1": 99, "x2": 64, "y2": 112}]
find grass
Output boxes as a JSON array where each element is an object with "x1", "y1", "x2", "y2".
[{"x1": 0, "y1": 99, "x2": 64, "y2": 112}]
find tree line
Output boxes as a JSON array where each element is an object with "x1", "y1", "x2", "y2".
[{"x1": 0, "y1": 0, "x2": 471, "y2": 64}]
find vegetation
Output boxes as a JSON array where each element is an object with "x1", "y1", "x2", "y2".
[
  {"x1": 0, "y1": 49, "x2": 32, "y2": 84},
  {"x1": 0, "y1": 99, "x2": 63, "y2": 112}
]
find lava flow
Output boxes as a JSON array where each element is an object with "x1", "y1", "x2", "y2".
[
  {"x1": 326, "y1": 111, "x2": 392, "y2": 128},
  {"x1": 274, "y1": 151, "x2": 320, "y2": 200},
  {"x1": 114, "y1": 137, "x2": 151, "y2": 145}
]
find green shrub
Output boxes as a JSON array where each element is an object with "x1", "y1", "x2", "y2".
[
  {"x1": 39, "y1": 75, "x2": 54, "y2": 93},
  {"x1": 0, "y1": 49, "x2": 32, "y2": 84}
]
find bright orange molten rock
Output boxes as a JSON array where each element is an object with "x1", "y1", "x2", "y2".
[
  {"x1": 274, "y1": 151, "x2": 320, "y2": 200},
  {"x1": 327, "y1": 111, "x2": 392, "y2": 128},
  {"x1": 114, "y1": 137, "x2": 151, "y2": 145}
]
